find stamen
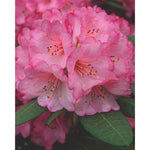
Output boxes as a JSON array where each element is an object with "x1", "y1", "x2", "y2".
[
  {"x1": 91, "y1": 86, "x2": 109, "y2": 99},
  {"x1": 47, "y1": 78, "x2": 59, "y2": 99},
  {"x1": 75, "y1": 61, "x2": 97, "y2": 77},
  {"x1": 42, "y1": 74, "x2": 60, "y2": 99},
  {"x1": 75, "y1": 36, "x2": 81, "y2": 48},
  {"x1": 86, "y1": 28, "x2": 100, "y2": 38},
  {"x1": 47, "y1": 42, "x2": 64, "y2": 56}
]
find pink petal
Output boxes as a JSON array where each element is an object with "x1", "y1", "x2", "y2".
[{"x1": 104, "y1": 79, "x2": 131, "y2": 96}]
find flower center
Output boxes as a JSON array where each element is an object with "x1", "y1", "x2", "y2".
[
  {"x1": 43, "y1": 74, "x2": 60, "y2": 99},
  {"x1": 47, "y1": 42, "x2": 64, "y2": 56},
  {"x1": 86, "y1": 28, "x2": 100, "y2": 38},
  {"x1": 75, "y1": 60, "x2": 97, "y2": 77},
  {"x1": 91, "y1": 86, "x2": 109, "y2": 99},
  {"x1": 110, "y1": 56, "x2": 120, "y2": 63}
]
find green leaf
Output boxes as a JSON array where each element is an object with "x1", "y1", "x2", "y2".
[
  {"x1": 79, "y1": 111, "x2": 133, "y2": 146},
  {"x1": 104, "y1": 1, "x2": 127, "y2": 11},
  {"x1": 58, "y1": 135, "x2": 134, "y2": 150},
  {"x1": 15, "y1": 43, "x2": 19, "y2": 47},
  {"x1": 118, "y1": 144, "x2": 134, "y2": 150},
  {"x1": 127, "y1": 35, "x2": 135, "y2": 45},
  {"x1": 75, "y1": 136, "x2": 134, "y2": 150},
  {"x1": 130, "y1": 84, "x2": 135, "y2": 94},
  {"x1": 73, "y1": 113, "x2": 79, "y2": 128},
  {"x1": 16, "y1": 99, "x2": 47, "y2": 126},
  {"x1": 117, "y1": 97, "x2": 135, "y2": 117},
  {"x1": 45, "y1": 109, "x2": 66, "y2": 125}
]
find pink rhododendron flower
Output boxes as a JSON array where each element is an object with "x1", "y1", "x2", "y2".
[
  {"x1": 74, "y1": 84, "x2": 120, "y2": 116},
  {"x1": 15, "y1": 121, "x2": 31, "y2": 138},
  {"x1": 65, "y1": 7, "x2": 134, "y2": 97},
  {"x1": 16, "y1": 19, "x2": 76, "y2": 112},
  {"x1": 31, "y1": 111, "x2": 72, "y2": 150},
  {"x1": 16, "y1": 53, "x2": 75, "y2": 112},
  {"x1": 15, "y1": 46, "x2": 28, "y2": 83},
  {"x1": 16, "y1": 6, "x2": 134, "y2": 116},
  {"x1": 74, "y1": 78, "x2": 132, "y2": 116},
  {"x1": 28, "y1": 20, "x2": 73, "y2": 68},
  {"x1": 15, "y1": 0, "x2": 91, "y2": 43},
  {"x1": 67, "y1": 41, "x2": 117, "y2": 100},
  {"x1": 15, "y1": 0, "x2": 36, "y2": 25},
  {"x1": 107, "y1": 14, "x2": 133, "y2": 35}
]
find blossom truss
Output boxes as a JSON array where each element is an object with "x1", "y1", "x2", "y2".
[{"x1": 16, "y1": 6, "x2": 134, "y2": 116}]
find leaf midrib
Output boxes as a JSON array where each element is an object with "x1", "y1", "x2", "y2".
[{"x1": 101, "y1": 113, "x2": 127, "y2": 144}]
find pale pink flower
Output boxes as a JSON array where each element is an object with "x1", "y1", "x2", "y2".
[
  {"x1": 15, "y1": 0, "x2": 36, "y2": 25},
  {"x1": 67, "y1": 38, "x2": 117, "y2": 100},
  {"x1": 65, "y1": 7, "x2": 134, "y2": 98},
  {"x1": 27, "y1": 20, "x2": 73, "y2": 68},
  {"x1": 16, "y1": 18, "x2": 76, "y2": 112},
  {"x1": 15, "y1": 27, "x2": 33, "y2": 87},
  {"x1": 15, "y1": 12, "x2": 43, "y2": 43},
  {"x1": 74, "y1": 78, "x2": 132, "y2": 116},
  {"x1": 15, "y1": 0, "x2": 90, "y2": 26},
  {"x1": 65, "y1": 7, "x2": 115, "y2": 44},
  {"x1": 107, "y1": 14, "x2": 133, "y2": 35},
  {"x1": 74, "y1": 84, "x2": 120, "y2": 116},
  {"x1": 15, "y1": 8, "x2": 61, "y2": 43},
  {"x1": 15, "y1": 46, "x2": 29, "y2": 82},
  {"x1": 101, "y1": 33, "x2": 134, "y2": 80},
  {"x1": 16, "y1": 54, "x2": 75, "y2": 112},
  {"x1": 31, "y1": 111, "x2": 72, "y2": 150},
  {"x1": 36, "y1": 0, "x2": 58, "y2": 12}
]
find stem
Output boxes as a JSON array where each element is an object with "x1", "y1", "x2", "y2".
[{"x1": 73, "y1": 113, "x2": 78, "y2": 128}]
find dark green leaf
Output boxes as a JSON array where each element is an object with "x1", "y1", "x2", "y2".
[
  {"x1": 73, "y1": 113, "x2": 79, "y2": 128},
  {"x1": 75, "y1": 136, "x2": 134, "y2": 150},
  {"x1": 15, "y1": 43, "x2": 19, "y2": 47},
  {"x1": 45, "y1": 109, "x2": 66, "y2": 125},
  {"x1": 58, "y1": 135, "x2": 134, "y2": 150},
  {"x1": 80, "y1": 111, "x2": 133, "y2": 146},
  {"x1": 127, "y1": 35, "x2": 135, "y2": 45},
  {"x1": 117, "y1": 97, "x2": 135, "y2": 117},
  {"x1": 104, "y1": 1, "x2": 127, "y2": 11},
  {"x1": 16, "y1": 99, "x2": 47, "y2": 126},
  {"x1": 118, "y1": 143, "x2": 134, "y2": 150},
  {"x1": 130, "y1": 84, "x2": 135, "y2": 94}
]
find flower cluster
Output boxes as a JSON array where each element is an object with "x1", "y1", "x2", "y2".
[
  {"x1": 16, "y1": 6, "x2": 134, "y2": 115},
  {"x1": 15, "y1": 0, "x2": 135, "y2": 149}
]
